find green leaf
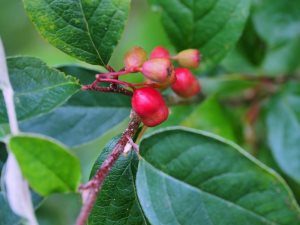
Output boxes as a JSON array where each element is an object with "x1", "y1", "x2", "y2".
[
  {"x1": 266, "y1": 82, "x2": 300, "y2": 184},
  {"x1": 257, "y1": 146, "x2": 300, "y2": 205},
  {"x1": 253, "y1": 0, "x2": 300, "y2": 46},
  {"x1": 181, "y1": 97, "x2": 236, "y2": 141},
  {"x1": 251, "y1": 0, "x2": 300, "y2": 75},
  {"x1": 8, "y1": 134, "x2": 82, "y2": 196},
  {"x1": 0, "y1": 57, "x2": 80, "y2": 123},
  {"x1": 149, "y1": 0, "x2": 250, "y2": 69},
  {"x1": 23, "y1": 0, "x2": 131, "y2": 65},
  {"x1": 221, "y1": 19, "x2": 267, "y2": 75},
  {"x1": 89, "y1": 137, "x2": 149, "y2": 225},
  {"x1": 137, "y1": 128, "x2": 300, "y2": 225},
  {"x1": 223, "y1": 4, "x2": 300, "y2": 76},
  {"x1": 261, "y1": 39, "x2": 300, "y2": 75},
  {"x1": 20, "y1": 65, "x2": 130, "y2": 147}
]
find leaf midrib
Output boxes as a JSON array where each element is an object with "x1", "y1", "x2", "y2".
[
  {"x1": 41, "y1": 0, "x2": 105, "y2": 64},
  {"x1": 78, "y1": 0, "x2": 105, "y2": 65}
]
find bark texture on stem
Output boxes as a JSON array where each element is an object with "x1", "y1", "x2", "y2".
[
  {"x1": 75, "y1": 111, "x2": 141, "y2": 225},
  {"x1": 82, "y1": 84, "x2": 133, "y2": 96}
]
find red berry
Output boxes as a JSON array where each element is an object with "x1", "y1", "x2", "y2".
[
  {"x1": 124, "y1": 46, "x2": 147, "y2": 72},
  {"x1": 141, "y1": 58, "x2": 174, "y2": 83},
  {"x1": 132, "y1": 87, "x2": 169, "y2": 127},
  {"x1": 144, "y1": 71, "x2": 176, "y2": 90},
  {"x1": 150, "y1": 46, "x2": 170, "y2": 59},
  {"x1": 171, "y1": 68, "x2": 201, "y2": 98},
  {"x1": 174, "y1": 49, "x2": 201, "y2": 68}
]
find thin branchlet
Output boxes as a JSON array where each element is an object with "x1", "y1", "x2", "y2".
[
  {"x1": 75, "y1": 111, "x2": 141, "y2": 225},
  {"x1": 82, "y1": 84, "x2": 133, "y2": 96}
]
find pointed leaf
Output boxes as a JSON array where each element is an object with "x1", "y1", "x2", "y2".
[{"x1": 23, "y1": 0, "x2": 131, "y2": 65}]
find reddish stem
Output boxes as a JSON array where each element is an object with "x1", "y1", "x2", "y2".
[
  {"x1": 82, "y1": 85, "x2": 133, "y2": 96},
  {"x1": 75, "y1": 112, "x2": 141, "y2": 225},
  {"x1": 96, "y1": 77, "x2": 136, "y2": 90}
]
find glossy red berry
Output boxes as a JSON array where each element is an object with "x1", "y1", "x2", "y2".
[
  {"x1": 150, "y1": 46, "x2": 170, "y2": 59},
  {"x1": 174, "y1": 49, "x2": 201, "y2": 68},
  {"x1": 171, "y1": 68, "x2": 201, "y2": 98},
  {"x1": 141, "y1": 58, "x2": 174, "y2": 83},
  {"x1": 132, "y1": 87, "x2": 169, "y2": 127},
  {"x1": 124, "y1": 46, "x2": 147, "y2": 72}
]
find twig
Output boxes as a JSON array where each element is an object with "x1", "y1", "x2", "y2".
[
  {"x1": 95, "y1": 77, "x2": 136, "y2": 89},
  {"x1": 82, "y1": 84, "x2": 133, "y2": 96},
  {"x1": 75, "y1": 111, "x2": 141, "y2": 225}
]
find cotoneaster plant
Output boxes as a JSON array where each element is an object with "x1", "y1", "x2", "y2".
[
  {"x1": 1, "y1": 1, "x2": 300, "y2": 225},
  {"x1": 84, "y1": 45, "x2": 201, "y2": 128}
]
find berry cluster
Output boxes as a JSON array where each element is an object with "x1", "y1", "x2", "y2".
[
  {"x1": 128, "y1": 46, "x2": 201, "y2": 127},
  {"x1": 85, "y1": 46, "x2": 201, "y2": 127}
]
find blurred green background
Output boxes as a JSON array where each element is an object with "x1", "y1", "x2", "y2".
[{"x1": 0, "y1": 0, "x2": 172, "y2": 224}]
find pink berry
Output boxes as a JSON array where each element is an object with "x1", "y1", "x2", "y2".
[
  {"x1": 150, "y1": 46, "x2": 170, "y2": 59},
  {"x1": 124, "y1": 46, "x2": 147, "y2": 72},
  {"x1": 132, "y1": 87, "x2": 169, "y2": 127},
  {"x1": 141, "y1": 58, "x2": 174, "y2": 83},
  {"x1": 144, "y1": 71, "x2": 176, "y2": 90},
  {"x1": 174, "y1": 49, "x2": 201, "y2": 68},
  {"x1": 171, "y1": 68, "x2": 201, "y2": 98}
]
